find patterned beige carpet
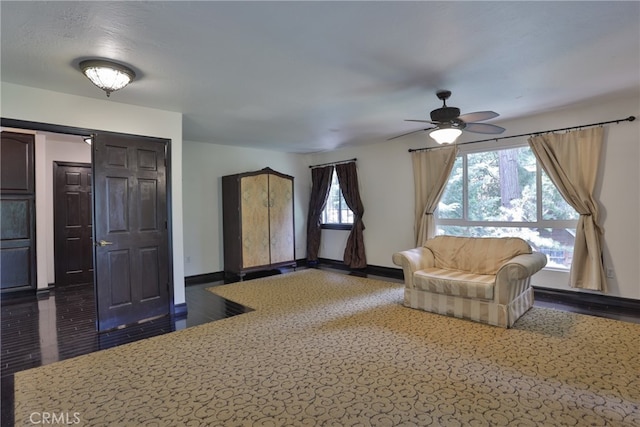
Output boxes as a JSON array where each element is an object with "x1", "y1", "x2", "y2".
[{"x1": 14, "y1": 269, "x2": 640, "y2": 426}]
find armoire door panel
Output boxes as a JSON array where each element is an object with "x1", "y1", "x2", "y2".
[
  {"x1": 0, "y1": 194, "x2": 35, "y2": 291},
  {"x1": 240, "y1": 175, "x2": 270, "y2": 268},
  {"x1": 268, "y1": 174, "x2": 294, "y2": 264},
  {"x1": 1, "y1": 132, "x2": 34, "y2": 194},
  {"x1": 0, "y1": 198, "x2": 31, "y2": 240},
  {"x1": 0, "y1": 246, "x2": 31, "y2": 289}
]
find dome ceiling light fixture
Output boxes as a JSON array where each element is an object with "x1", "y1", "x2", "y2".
[
  {"x1": 429, "y1": 122, "x2": 464, "y2": 144},
  {"x1": 79, "y1": 59, "x2": 136, "y2": 97}
]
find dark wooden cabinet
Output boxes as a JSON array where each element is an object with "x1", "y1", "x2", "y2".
[
  {"x1": 222, "y1": 167, "x2": 296, "y2": 278},
  {"x1": 1, "y1": 131, "x2": 36, "y2": 292}
]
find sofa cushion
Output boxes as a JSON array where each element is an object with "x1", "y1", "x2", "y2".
[
  {"x1": 413, "y1": 268, "x2": 495, "y2": 300},
  {"x1": 424, "y1": 236, "x2": 532, "y2": 275}
]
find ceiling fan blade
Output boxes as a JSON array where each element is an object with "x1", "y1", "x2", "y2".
[
  {"x1": 405, "y1": 119, "x2": 437, "y2": 124},
  {"x1": 387, "y1": 127, "x2": 435, "y2": 141},
  {"x1": 458, "y1": 111, "x2": 499, "y2": 122},
  {"x1": 464, "y1": 122, "x2": 506, "y2": 134}
]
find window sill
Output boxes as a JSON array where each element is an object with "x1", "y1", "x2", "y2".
[
  {"x1": 321, "y1": 224, "x2": 353, "y2": 231},
  {"x1": 542, "y1": 266, "x2": 571, "y2": 273}
]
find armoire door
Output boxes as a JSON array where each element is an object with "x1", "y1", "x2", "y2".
[
  {"x1": 240, "y1": 174, "x2": 270, "y2": 268},
  {"x1": 268, "y1": 174, "x2": 294, "y2": 264},
  {"x1": 1, "y1": 131, "x2": 36, "y2": 292}
]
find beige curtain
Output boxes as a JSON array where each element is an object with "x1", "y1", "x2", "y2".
[
  {"x1": 411, "y1": 146, "x2": 458, "y2": 247},
  {"x1": 528, "y1": 127, "x2": 607, "y2": 292}
]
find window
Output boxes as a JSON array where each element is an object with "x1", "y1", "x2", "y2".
[
  {"x1": 436, "y1": 145, "x2": 579, "y2": 270},
  {"x1": 321, "y1": 169, "x2": 353, "y2": 229}
]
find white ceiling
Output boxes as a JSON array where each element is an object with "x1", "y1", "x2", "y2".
[{"x1": 2, "y1": 1, "x2": 639, "y2": 153}]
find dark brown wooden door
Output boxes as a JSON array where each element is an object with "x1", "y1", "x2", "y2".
[
  {"x1": 54, "y1": 162, "x2": 93, "y2": 286},
  {"x1": 1, "y1": 131, "x2": 36, "y2": 292},
  {"x1": 93, "y1": 133, "x2": 170, "y2": 331}
]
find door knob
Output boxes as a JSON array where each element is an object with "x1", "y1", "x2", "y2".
[{"x1": 96, "y1": 240, "x2": 113, "y2": 247}]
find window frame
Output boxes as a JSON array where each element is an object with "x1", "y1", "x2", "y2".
[
  {"x1": 320, "y1": 169, "x2": 353, "y2": 230},
  {"x1": 435, "y1": 141, "x2": 578, "y2": 271}
]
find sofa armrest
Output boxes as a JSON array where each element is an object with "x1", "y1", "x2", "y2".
[
  {"x1": 496, "y1": 252, "x2": 547, "y2": 280},
  {"x1": 494, "y1": 252, "x2": 547, "y2": 303},
  {"x1": 392, "y1": 247, "x2": 434, "y2": 289}
]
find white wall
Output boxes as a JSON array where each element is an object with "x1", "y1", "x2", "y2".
[
  {"x1": 307, "y1": 92, "x2": 640, "y2": 301},
  {"x1": 182, "y1": 141, "x2": 310, "y2": 276},
  {"x1": 1, "y1": 83, "x2": 187, "y2": 304},
  {"x1": 6, "y1": 82, "x2": 636, "y2": 302},
  {"x1": 312, "y1": 142, "x2": 416, "y2": 266}
]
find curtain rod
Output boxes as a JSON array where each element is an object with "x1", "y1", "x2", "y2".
[
  {"x1": 309, "y1": 158, "x2": 357, "y2": 169},
  {"x1": 408, "y1": 115, "x2": 636, "y2": 153}
]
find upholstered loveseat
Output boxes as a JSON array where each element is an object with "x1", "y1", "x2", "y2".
[{"x1": 392, "y1": 236, "x2": 547, "y2": 328}]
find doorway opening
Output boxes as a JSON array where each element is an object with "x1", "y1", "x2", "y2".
[{"x1": 1, "y1": 119, "x2": 174, "y2": 332}]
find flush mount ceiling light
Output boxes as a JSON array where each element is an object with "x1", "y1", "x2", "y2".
[
  {"x1": 429, "y1": 123, "x2": 463, "y2": 144},
  {"x1": 79, "y1": 59, "x2": 136, "y2": 97}
]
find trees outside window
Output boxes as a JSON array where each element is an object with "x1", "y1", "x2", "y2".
[
  {"x1": 321, "y1": 169, "x2": 353, "y2": 228},
  {"x1": 437, "y1": 145, "x2": 578, "y2": 269}
]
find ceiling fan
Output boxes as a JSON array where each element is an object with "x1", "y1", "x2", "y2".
[{"x1": 388, "y1": 90, "x2": 506, "y2": 144}]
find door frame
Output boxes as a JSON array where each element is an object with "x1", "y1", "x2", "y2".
[{"x1": 1, "y1": 118, "x2": 177, "y2": 322}]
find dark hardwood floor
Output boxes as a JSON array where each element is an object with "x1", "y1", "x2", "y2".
[
  {"x1": 1, "y1": 267, "x2": 638, "y2": 426},
  {"x1": 0, "y1": 280, "x2": 251, "y2": 427}
]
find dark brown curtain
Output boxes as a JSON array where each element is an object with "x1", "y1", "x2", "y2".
[
  {"x1": 306, "y1": 165, "x2": 334, "y2": 264},
  {"x1": 335, "y1": 162, "x2": 366, "y2": 269}
]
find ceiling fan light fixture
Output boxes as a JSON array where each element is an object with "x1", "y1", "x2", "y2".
[
  {"x1": 390, "y1": 90, "x2": 505, "y2": 142},
  {"x1": 79, "y1": 59, "x2": 136, "y2": 97},
  {"x1": 429, "y1": 126, "x2": 462, "y2": 144}
]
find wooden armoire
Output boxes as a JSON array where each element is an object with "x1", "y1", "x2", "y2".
[
  {"x1": 1, "y1": 131, "x2": 36, "y2": 293},
  {"x1": 222, "y1": 167, "x2": 296, "y2": 279}
]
